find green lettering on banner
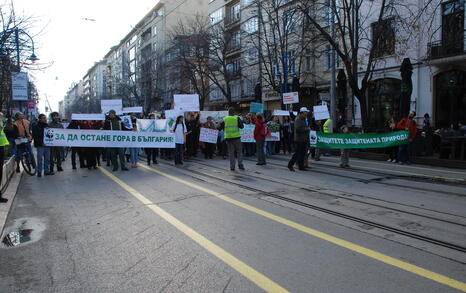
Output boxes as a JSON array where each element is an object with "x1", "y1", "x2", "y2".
[
  {"x1": 311, "y1": 131, "x2": 409, "y2": 149},
  {"x1": 58, "y1": 134, "x2": 65, "y2": 141},
  {"x1": 132, "y1": 136, "x2": 136, "y2": 142},
  {"x1": 138, "y1": 136, "x2": 142, "y2": 142}
]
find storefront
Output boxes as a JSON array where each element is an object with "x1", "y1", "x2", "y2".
[
  {"x1": 367, "y1": 78, "x2": 402, "y2": 132},
  {"x1": 434, "y1": 70, "x2": 466, "y2": 128}
]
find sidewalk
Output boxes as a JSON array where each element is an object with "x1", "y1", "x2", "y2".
[{"x1": 0, "y1": 171, "x2": 22, "y2": 237}]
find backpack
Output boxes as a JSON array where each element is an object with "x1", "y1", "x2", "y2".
[{"x1": 261, "y1": 123, "x2": 270, "y2": 136}]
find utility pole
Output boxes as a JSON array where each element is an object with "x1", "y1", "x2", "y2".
[{"x1": 329, "y1": 1, "x2": 337, "y2": 126}]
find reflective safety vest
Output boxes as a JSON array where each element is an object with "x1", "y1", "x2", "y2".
[
  {"x1": 223, "y1": 115, "x2": 241, "y2": 139},
  {"x1": 323, "y1": 119, "x2": 333, "y2": 133},
  {"x1": 0, "y1": 130, "x2": 9, "y2": 147}
]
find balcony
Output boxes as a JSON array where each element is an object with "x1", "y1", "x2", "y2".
[{"x1": 428, "y1": 40, "x2": 466, "y2": 60}]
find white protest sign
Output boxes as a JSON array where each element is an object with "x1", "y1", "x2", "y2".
[
  {"x1": 72, "y1": 114, "x2": 106, "y2": 121},
  {"x1": 43, "y1": 128, "x2": 175, "y2": 148},
  {"x1": 313, "y1": 105, "x2": 330, "y2": 120},
  {"x1": 101, "y1": 100, "x2": 123, "y2": 114},
  {"x1": 200, "y1": 111, "x2": 228, "y2": 123},
  {"x1": 137, "y1": 119, "x2": 167, "y2": 132},
  {"x1": 165, "y1": 110, "x2": 184, "y2": 128},
  {"x1": 266, "y1": 131, "x2": 280, "y2": 142},
  {"x1": 273, "y1": 110, "x2": 291, "y2": 116},
  {"x1": 122, "y1": 107, "x2": 143, "y2": 114},
  {"x1": 199, "y1": 128, "x2": 219, "y2": 144},
  {"x1": 240, "y1": 125, "x2": 280, "y2": 142},
  {"x1": 121, "y1": 116, "x2": 133, "y2": 129},
  {"x1": 11, "y1": 72, "x2": 28, "y2": 101},
  {"x1": 240, "y1": 125, "x2": 255, "y2": 143},
  {"x1": 174, "y1": 94, "x2": 200, "y2": 111},
  {"x1": 283, "y1": 92, "x2": 299, "y2": 104}
]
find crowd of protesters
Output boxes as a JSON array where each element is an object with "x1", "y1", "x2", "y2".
[{"x1": 2, "y1": 104, "x2": 461, "y2": 204}]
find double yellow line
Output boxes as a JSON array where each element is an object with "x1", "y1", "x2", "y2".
[{"x1": 100, "y1": 165, "x2": 466, "y2": 292}]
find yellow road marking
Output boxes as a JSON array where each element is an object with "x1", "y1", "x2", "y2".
[
  {"x1": 139, "y1": 163, "x2": 466, "y2": 292},
  {"x1": 98, "y1": 167, "x2": 289, "y2": 293}
]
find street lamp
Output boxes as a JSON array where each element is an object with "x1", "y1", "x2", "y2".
[{"x1": 0, "y1": 27, "x2": 39, "y2": 115}]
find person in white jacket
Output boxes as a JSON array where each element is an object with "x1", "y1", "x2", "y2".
[{"x1": 170, "y1": 115, "x2": 188, "y2": 165}]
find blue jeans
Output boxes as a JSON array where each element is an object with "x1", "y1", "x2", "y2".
[
  {"x1": 397, "y1": 143, "x2": 413, "y2": 163},
  {"x1": 8, "y1": 139, "x2": 16, "y2": 158},
  {"x1": 36, "y1": 147, "x2": 50, "y2": 174},
  {"x1": 266, "y1": 141, "x2": 275, "y2": 155},
  {"x1": 15, "y1": 142, "x2": 33, "y2": 161},
  {"x1": 129, "y1": 148, "x2": 139, "y2": 164}
]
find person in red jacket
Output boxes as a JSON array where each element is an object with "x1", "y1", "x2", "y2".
[
  {"x1": 253, "y1": 113, "x2": 267, "y2": 165},
  {"x1": 396, "y1": 111, "x2": 417, "y2": 164}
]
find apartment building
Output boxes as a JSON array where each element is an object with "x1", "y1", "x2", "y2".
[{"x1": 350, "y1": 0, "x2": 466, "y2": 130}]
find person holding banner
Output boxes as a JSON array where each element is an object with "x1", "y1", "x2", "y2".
[
  {"x1": 396, "y1": 111, "x2": 417, "y2": 165},
  {"x1": 48, "y1": 112, "x2": 64, "y2": 173},
  {"x1": 171, "y1": 115, "x2": 188, "y2": 165},
  {"x1": 67, "y1": 119, "x2": 87, "y2": 169},
  {"x1": 145, "y1": 114, "x2": 159, "y2": 165},
  {"x1": 288, "y1": 107, "x2": 310, "y2": 171},
  {"x1": 219, "y1": 107, "x2": 245, "y2": 171},
  {"x1": 339, "y1": 124, "x2": 351, "y2": 168},
  {"x1": 103, "y1": 110, "x2": 129, "y2": 171}
]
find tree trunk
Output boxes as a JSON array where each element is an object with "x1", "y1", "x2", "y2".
[{"x1": 355, "y1": 91, "x2": 369, "y2": 131}]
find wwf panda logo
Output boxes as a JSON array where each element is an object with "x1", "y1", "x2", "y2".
[{"x1": 45, "y1": 128, "x2": 54, "y2": 140}]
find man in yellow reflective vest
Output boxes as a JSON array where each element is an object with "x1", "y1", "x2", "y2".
[
  {"x1": 0, "y1": 112, "x2": 10, "y2": 203},
  {"x1": 219, "y1": 107, "x2": 245, "y2": 171}
]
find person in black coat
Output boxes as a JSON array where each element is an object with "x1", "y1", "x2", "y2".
[
  {"x1": 31, "y1": 114, "x2": 53, "y2": 177},
  {"x1": 67, "y1": 120, "x2": 86, "y2": 169}
]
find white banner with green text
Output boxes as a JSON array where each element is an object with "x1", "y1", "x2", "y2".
[{"x1": 43, "y1": 128, "x2": 175, "y2": 148}]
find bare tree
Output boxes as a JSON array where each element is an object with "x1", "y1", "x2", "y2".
[
  {"x1": 296, "y1": 0, "x2": 423, "y2": 130},
  {"x1": 169, "y1": 15, "x2": 212, "y2": 109}
]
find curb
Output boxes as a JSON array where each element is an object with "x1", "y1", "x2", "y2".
[{"x1": 0, "y1": 164, "x2": 23, "y2": 237}]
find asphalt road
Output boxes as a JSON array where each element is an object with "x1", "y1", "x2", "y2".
[{"x1": 0, "y1": 154, "x2": 465, "y2": 292}]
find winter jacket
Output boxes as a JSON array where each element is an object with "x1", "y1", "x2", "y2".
[
  {"x1": 32, "y1": 121, "x2": 49, "y2": 147},
  {"x1": 48, "y1": 120, "x2": 64, "y2": 129},
  {"x1": 396, "y1": 118, "x2": 417, "y2": 141},
  {"x1": 253, "y1": 118, "x2": 266, "y2": 141},
  {"x1": 103, "y1": 117, "x2": 126, "y2": 131},
  {"x1": 294, "y1": 115, "x2": 309, "y2": 143}
]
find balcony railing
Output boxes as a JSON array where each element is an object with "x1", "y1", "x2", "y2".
[{"x1": 428, "y1": 40, "x2": 465, "y2": 59}]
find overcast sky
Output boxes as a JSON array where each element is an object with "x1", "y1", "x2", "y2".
[{"x1": 12, "y1": 0, "x2": 159, "y2": 113}]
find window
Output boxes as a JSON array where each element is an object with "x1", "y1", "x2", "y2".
[
  {"x1": 230, "y1": 3, "x2": 241, "y2": 22},
  {"x1": 243, "y1": 17, "x2": 258, "y2": 34},
  {"x1": 229, "y1": 31, "x2": 241, "y2": 50},
  {"x1": 210, "y1": 8, "x2": 223, "y2": 24},
  {"x1": 305, "y1": 49, "x2": 312, "y2": 72},
  {"x1": 226, "y1": 58, "x2": 241, "y2": 77},
  {"x1": 246, "y1": 48, "x2": 259, "y2": 64},
  {"x1": 210, "y1": 86, "x2": 223, "y2": 101},
  {"x1": 129, "y1": 46, "x2": 136, "y2": 61},
  {"x1": 242, "y1": 0, "x2": 255, "y2": 7},
  {"x1": 372, "y1": 18, "x2": 395, "y2": 57},
  {"x1": 283, "y1": 9, "x2": 297, "y2": 33},
  {"x1": 231, "y1": 80, "x2": 242, "y2": 99},
  {"x1": 141, "y1": 28, "x2": 152, "y2": 42}
]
